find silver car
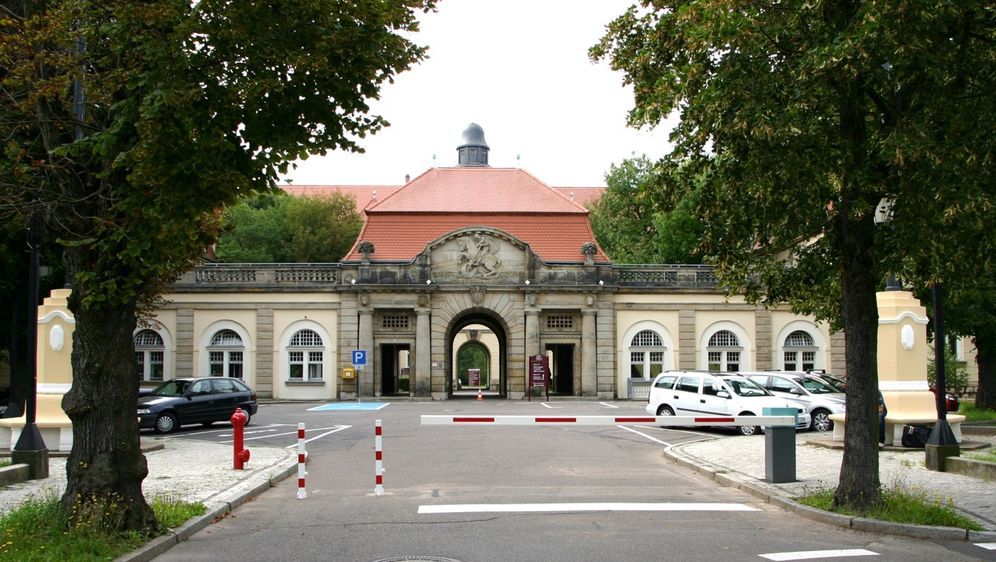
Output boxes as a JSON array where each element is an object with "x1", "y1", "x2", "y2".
[{"x1": 743, "y1": 372, "x2": 846, "y2": 432}]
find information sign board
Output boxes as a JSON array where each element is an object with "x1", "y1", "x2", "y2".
[{"x1": 528, "y1": 354, "x2": 549, "y2": 401}]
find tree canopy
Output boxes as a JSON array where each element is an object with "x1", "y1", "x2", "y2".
[
  {"x1": 1, "y1": 0, "x2": 434, "y2": 534},
  {"x1": 594, "y1": 1, "x2": 995, "y2": 509},
  {"x1": 215, "y1": 191, "x2": 363, "y2": 263},
  {"x1": 588, "y1": 156, "x2": 704, "y2": 264}
]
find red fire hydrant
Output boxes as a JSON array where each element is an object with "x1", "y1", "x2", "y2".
[{"x1": 231, "y1": 408, "x2": 251, "y2": 469}]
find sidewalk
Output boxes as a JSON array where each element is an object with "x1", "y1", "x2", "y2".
[
  {"x1": 665, "y1": 429, "x2": 996, "y2": 541},
  {"x1": 0, "y1": 438, "x2": 299, "y2": 562}
]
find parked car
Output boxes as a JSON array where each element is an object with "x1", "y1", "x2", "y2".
[
  {"x1": 930, "y1": 387, "x2": 960, "y2": 412},
  {"x1": 137, "y1": 377, "x2": 258, "y2": 434},
  {"x1": 645, "y1": 370, "x2": 810, "y2": 436},
  {"x1": 807, "y1": 371, "x2": 846, "y2": 392},
  {"x1": 743, "y1": 372, "x2": 845, "y2": 432}
]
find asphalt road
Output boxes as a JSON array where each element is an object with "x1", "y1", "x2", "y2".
[{"x1": 150, "y1": 401, "x2": 989, "y2": 562}]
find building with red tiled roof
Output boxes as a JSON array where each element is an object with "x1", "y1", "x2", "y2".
[{"x1": 138, "y1": 124, "x2": 839, "y2": 408}]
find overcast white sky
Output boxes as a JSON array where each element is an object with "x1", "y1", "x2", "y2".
[{"x1": 281, "y1": 0, "x2": 676, "y2": 188}]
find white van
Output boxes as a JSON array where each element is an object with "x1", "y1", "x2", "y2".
[{"x1": 644, "y1": 370, "x2": 810, "y2": 435}]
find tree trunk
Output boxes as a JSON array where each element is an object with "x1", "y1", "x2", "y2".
[
  {"x1": 832, "y1": 72, "x2": 882, "y2": 510},
  {"x1": 60, "y1": 283, "x2": 158, "y2": 534},
  {"x1": 974, "y1": 332, "x2": 996, "y2": 410}
]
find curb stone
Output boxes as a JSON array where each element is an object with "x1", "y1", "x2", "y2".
[
  {"x1": 115, "y1": 454, "x2": 299, "y2": 562},
  {"x1": 664, "y1": 443, "x2": 986, "y2": 541}
]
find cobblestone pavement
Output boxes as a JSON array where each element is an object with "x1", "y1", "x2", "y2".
[{"x1": 0, "y1": 438, "x2": 297, "y2": 515}]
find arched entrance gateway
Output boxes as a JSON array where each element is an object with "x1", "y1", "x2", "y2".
[{"x1": 446, "y1": 310, "x2": 508, "y2": 398}]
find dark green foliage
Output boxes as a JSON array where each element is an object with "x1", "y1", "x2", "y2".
[
  {"x1": 215, "y1": 190, "x2": 362, "y2": 263},
  {"x1": 593, "y1": 1, "x2": 995, "y2": 510},
  {"x1": 588, "y1": 156, "x2": 703, "y2": 264},
  {"x1": 0, "y1": 0, "x2": 434, "y2": 534}
]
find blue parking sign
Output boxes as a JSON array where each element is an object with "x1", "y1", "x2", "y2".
[{"x1": 352, "y1": 350, "x2": 367, "y2": 365}]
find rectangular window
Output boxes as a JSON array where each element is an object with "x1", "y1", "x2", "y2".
[
  {"x1": 209, "y1": 351, "x2": 224, "y2": 376},
  {"x1": 136, "y1": 352, "x2": 145, "y2": 380},
  {"x1": 708, "y1": 351, "x2": 722, "y2": 372},
  {"x1": 308, "y1": 351, "x2": 323, "y2": 380},
  {"x1": 381, "y1": 315, "x2": 410, "y2": 329},
  {"x1": 546, "y1": 315, "x2": 574, "y2": 329},
  {"x1": 802, "y1": 351, "x2": 815, "y2": 371},
  {"x1": 229, "y1": 351, "x2": 243, "y2": 379},
  {"x1": 289, "y1": 351, "x2": 303, "y2": 379},
  {"x1": 784, "y1": 351, "x2": 796, "y2": 371},
  {"x1": 727, "y1": 351, "x2": 740, "y2": 372},
  {"x1": 150, "y1": 351, "x2": 164, "y2": 381},
  {"x1": 630, "y1": 351, "x2": 644, "y2": 378}
]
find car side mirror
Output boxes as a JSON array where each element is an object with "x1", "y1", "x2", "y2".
[
  {"x1": 789, "y1": 387, "x2": 803, "y2": 395},
  {"x1": 717, "y1": 390, "x2": 730, "y2": 399}
]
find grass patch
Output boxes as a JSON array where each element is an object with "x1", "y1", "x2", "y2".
[
  {"x1": 0, "y1": 459, "x2": 9, "y2": 469},
  {"x1": 969, "y1": 450, "x2": 996, "y2": 463},
  {"x1": 0, "y1": 493, "x2": 205, "y2": 561},
  {"x1": 960, "y1": 403, "x2": 996, "y2": 423},
  {"x1": 798, "y1": 483, "x2": 982, "y2": 531}
]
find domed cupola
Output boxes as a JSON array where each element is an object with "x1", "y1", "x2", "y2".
[{"x1": 456, "y1": 123, "x2": 489, "y2": 167}]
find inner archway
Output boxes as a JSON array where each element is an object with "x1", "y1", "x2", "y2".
[{"x1": 446, "y1": 309, "x2": 507, "y2": 398}]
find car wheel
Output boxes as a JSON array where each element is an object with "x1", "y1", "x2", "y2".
[
  {"x1": 738, "y1": 412, "x2": 760, "y2": 436},
  {"x1": 811, "y1": 409, "x2": 833, "y2": 432},
  {"x1": 657, "y1": 404, "x2": 675, "y2": 416},
  {"x1": 154, "y1": 413, "x2": 178, "y2": 434}
]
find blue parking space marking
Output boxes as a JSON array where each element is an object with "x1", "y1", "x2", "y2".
[{"x1": 308, "y1": 402, "x2": 389, "y2": 411}]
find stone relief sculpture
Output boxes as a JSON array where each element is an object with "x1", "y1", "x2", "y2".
[{"x1": 458, "y1": 234, "x2": 501, "y2": 278}]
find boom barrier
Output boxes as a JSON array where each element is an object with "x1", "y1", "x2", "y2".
[{"x1": 421, "y1": 415, "x2": 797, "y2": 427}]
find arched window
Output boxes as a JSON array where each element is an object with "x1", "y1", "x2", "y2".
[
  {"x1": 629, "y1": 329, "x2": 665, "y2": 379},
  {"x1": 782, "y1": 330, "x2": 816, "y2": 371},
  {"x1": 134, "y1": 330, "x2": 164, "y2": 382},
  {"x1": 288, "y1": 329, "x2": 324, "y2": 381},
  {"x1": 208, "y1": 329, "x2": 244, "y2": 379},
  {"x1": 707, "y1": 330, "x2": 741, "y2": 372}
]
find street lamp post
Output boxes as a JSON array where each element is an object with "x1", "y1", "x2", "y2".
[
  {"x1": 925, "y1": 284, "x2": 959, "y2": 470},
  {"x1": 11, "y1": 210, "x2": 49, "y2": 479}
]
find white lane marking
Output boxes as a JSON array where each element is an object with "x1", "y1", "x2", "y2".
[
  {"x1": 760, "y1": 549, "x2": 879, "y2": 561},
  {"x1": 219, "y1": 425, "x2": 349, "y2": 444},
  {"x1": 418, "y1": 502, "x2": 759, "y2": 514},
  {"x1": 599, "y1": 402, "x2": 619, "y2": 408},
  {"x1": 216, "y1": 428, "x2": 280, "y2": 438},
  {"x1": 540, "y1": 402, "x2": 562, "y2": 409},
  {"x1": 616, "y1": 425, "x2": 674, "y2": 446},
  {"x1": 287, "y1": 425, "x2": 352, "y2": 447},
  {"x1": 976, "y1": 543, "x2": 996, "y2": 550}
]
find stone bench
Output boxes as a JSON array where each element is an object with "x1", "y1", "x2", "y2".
[{"x1": 829, "y1": 412, "x2": 965, "y2": 446}]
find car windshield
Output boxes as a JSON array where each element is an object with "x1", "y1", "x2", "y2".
[
  {"x1": 722, "y1": 376, "x2": 770, "y2": 397},
  {"x1": 150, "y1": 380, "x2": 191, "y2": 397},
  {"x1": 798, "y1": 376, "x2": 840, "y2": 394}
]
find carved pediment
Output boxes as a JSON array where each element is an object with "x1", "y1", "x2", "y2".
[{"x1": 426, "y1": 228, "x2": 530, "y2": 284}]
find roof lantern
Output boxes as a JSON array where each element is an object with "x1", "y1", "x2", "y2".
[{"x1": 456, "y1": 123, "x2": 490, "y2": 167}]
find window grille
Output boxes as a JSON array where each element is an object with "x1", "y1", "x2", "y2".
[
  {"x1": 631, "y1": 330, "x2": 663, "y2": 347},
  {"x1": 211, "y1": 329, "x2": 243, "y2": 346},
  {"x1": 785, "y1": 330, "x2": 814, "y2": 347},
  {"x1": 708, "y1": 330, "x2": 739, "y2": 347},
  {"x1": 546, "y1": 315, "x2": 574, "y2": 329},
  {"x1": 290, "y1": 329, "x2": 323, "y2": 347},
  {"x1": 134, "y1": 330, "x2": 163, "y2": 347},
  {"x1": 382, "y1": 315, "x2": 410, "y2": 329}
]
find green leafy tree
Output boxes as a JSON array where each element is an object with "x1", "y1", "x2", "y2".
[
  {"x1": 215, "y1": 192, "x2": 294, "y2": 263},
  {"x1": 215, "y1": 191, "x2": 362, "y2": 262},
  {"x1": 589, "y1": 156, "x2": 703, "y2": 264},
  {"x1": 0, "y1": 0, "x2": 433, "y2": 534},
  {"x1": 927, "y1": 347, "x2": 969, "y2": 396},
  {"x1": 593, "y1": 1, "x2": 995, "y2": 510},
  {"x1": 285, "y1": 192, "x2": 363, "y2": 262}
]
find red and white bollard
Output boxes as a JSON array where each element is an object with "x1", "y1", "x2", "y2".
[
  {"x1": 296, "y1": 423, "x2": 307, "y2": 500},
  {"x1": 374, "y1": 419, "x2": 383, "y2": 496},
  {"x1": 231, "y1": 408, "x2": 251, "y2": 469}
]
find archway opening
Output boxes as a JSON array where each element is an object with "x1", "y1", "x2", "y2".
[{"x1": 447, "y1": 310, "x2": 507, "y2": 399}]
